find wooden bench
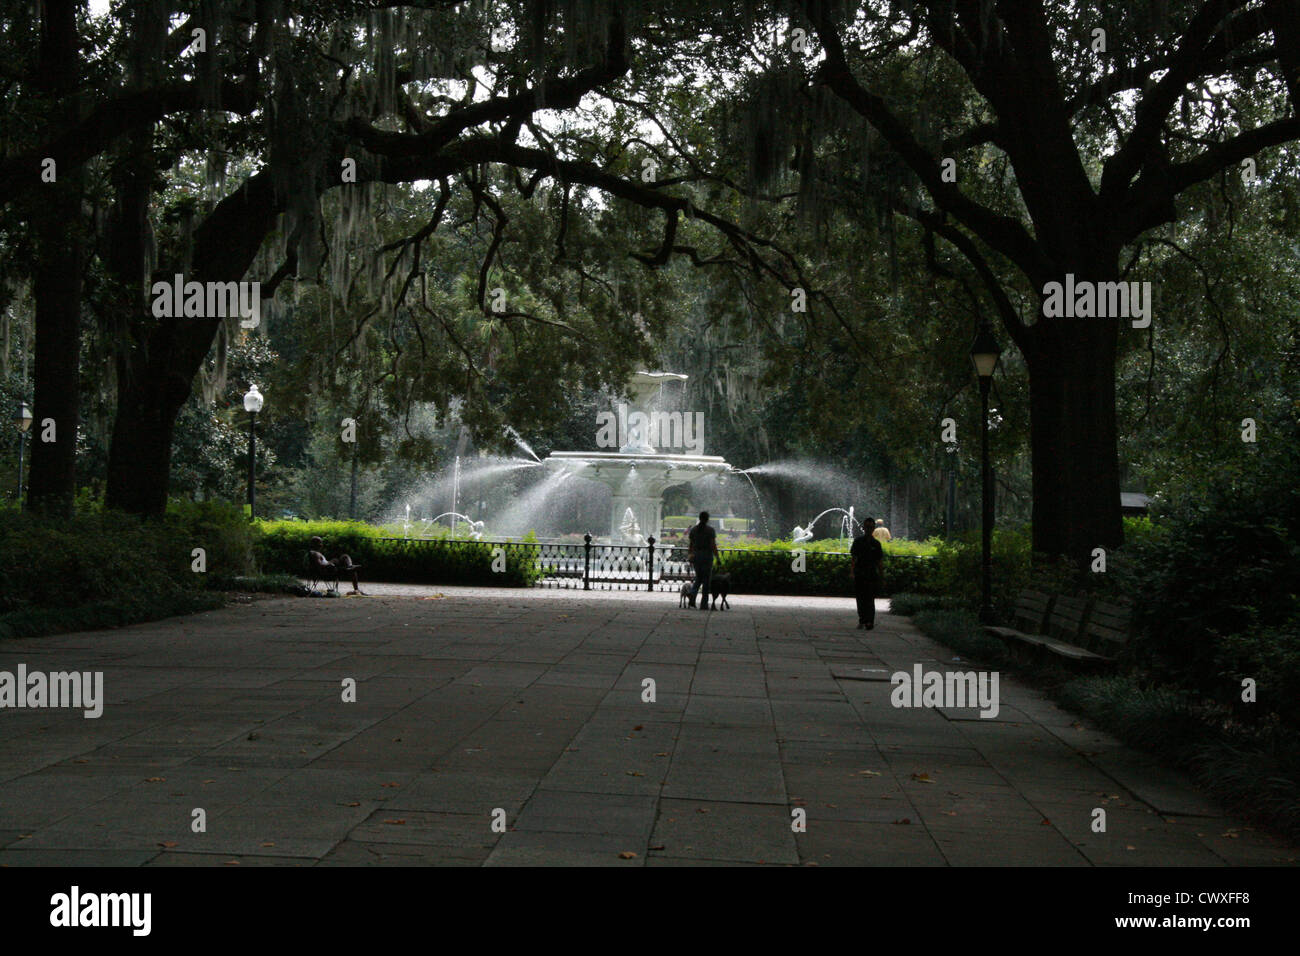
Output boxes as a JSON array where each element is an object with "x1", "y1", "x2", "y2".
[
  {"x1": 985, "y1": 589, "x2": 1054, "y2": 638},
  {"x1": 985, "y1": 590, "x2": 1131, "y2": 664},
  {"x1": 1077, "y1": 599, "x2": 1134, "y2": 661}
]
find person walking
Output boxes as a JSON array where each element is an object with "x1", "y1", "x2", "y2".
[
  {"x1": 687, "y1": 510, "x2": 719, "y2": 611},
  {"x1": 850, "y1": 526, "x2": 883, "y2": 630},
  {"x1": 871, "y1": 518, "x2": 892, "y2": 543}
]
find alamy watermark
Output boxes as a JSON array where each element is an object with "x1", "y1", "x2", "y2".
[
  {"x1": 151, "y1": 274, "x2": 260, "y2": 328},
  {"x1": 50, "y1": 886, "x2": 150, "y2": 936},
  {"x1": 890, "y1": 664, "x2": 999, "y2": 718},
  {"x1": 0, "y1": 664, "x2": 103, "y2": 718},
  {"x1": 596, "y1": 403, "x2": 704, "y2": 454},
  {"x1": 1041, "y1": 274, "x2": 1152, "y2": 328}
]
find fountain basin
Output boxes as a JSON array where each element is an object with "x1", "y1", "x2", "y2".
[{"x1": 544, "y1": 451, "x2": 730, "y2": 543}]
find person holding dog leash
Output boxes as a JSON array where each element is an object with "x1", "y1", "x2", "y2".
[{"x1": 686, "y1": 511, "x2": 719, "y2": 610}]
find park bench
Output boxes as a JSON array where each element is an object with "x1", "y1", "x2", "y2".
[
  {"x1": 1077, "y1": 599, "x2": 1134, "y2": 661},
  {"x1": 985, "y1": 590, "x2": 1132, "y2": 665}
]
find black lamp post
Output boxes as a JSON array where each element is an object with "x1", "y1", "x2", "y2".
[
  {"x1": 244, "y1": 384, "x2": 263, "y2": 520},
  {"x1": 969, "y1": 324, "x2": 1001, "y2": 624},
  {"x1": 14, "y1": 400, "x2": 32, "y2": 507}
]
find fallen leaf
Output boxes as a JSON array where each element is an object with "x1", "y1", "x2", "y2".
[
  {"x1": 649, "y1": 845, "x2": 665, "y2": 851},
  {"x1": 144, "y1": 777, "x2": 165, "y2": 783},
  {"x1": 633, "y1": 725, "x2": 644, "y2": 731},
  {"x1": 224, "y1": 860, "x2": 240, "y2": 865},
  {"x1": 382, "y1": 782, "x2": 401, "y2": 788},
  {"x1": 618, "y1": 851, "x2": 637, "y2": 859},
  {"x1": 158, "y1": 841, "x2": 178, "y2": 848},
  {"x1": 1040, "y1": 819, "x2": 1052, "y2": 826},
  {"x1": 696, "y1": 808, "x2": 709, "y2": 814},
  {"x1": 626, "y1": 771, "x2": 644, "y2": 777},
  {"x1": 654, "y1": 752, "x2": 668, "y2": 757},
  {"x1": 911, "y1": 772, "x2": 934, "y2": 783},
  {"x1": 261, "y1": 842, "x2": 275, "y2": 847},
  {"x1": 893, "y1": 818, "x2": 911, "y2": 825},
  {"x1": 383, "y1": 819, "x2": 406, "y2": 825}
]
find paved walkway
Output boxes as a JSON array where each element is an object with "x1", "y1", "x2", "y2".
[{"x1": 0, "y1": 586, "x2": 1294, "y2": 866}]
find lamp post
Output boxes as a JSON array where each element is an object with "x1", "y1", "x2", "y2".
[
  {"x1": 969, "y1": 325, "x2": 1001, "y2": 624},
  {"x1": 243, "y1": 385, "x2": 263, "y2": 520},
  {"x1": 944, "y1": 443, "x2": 957, "y2": 539},
  {"x1": 14, "y1": 400, "x2": 32, "y2": 507}
]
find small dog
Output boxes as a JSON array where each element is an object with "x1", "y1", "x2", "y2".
[
  {"x1": 679, "y1": 582, "x2": 693, "y2": 608},
  {"x1": 710, "y1": 573, "x2": 731, "y2": 610}
]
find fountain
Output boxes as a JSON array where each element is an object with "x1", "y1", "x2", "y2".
[
  {"x1": 431, "y1": 512, "x2": 485, "y2": 539},
  {"x1": 543, "y1": 371, "x2": 732, "y2": 542},
  {"x1": 795, "y1": 507, "x2": 865, "y2": 542}
]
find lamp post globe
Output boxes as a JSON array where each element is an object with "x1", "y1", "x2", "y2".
[{"x1": 244, "y1": 386, "x2": 263, "y2": 519}]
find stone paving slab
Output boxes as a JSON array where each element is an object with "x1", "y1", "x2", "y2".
[{"x1": 0, "y1": 584, "x2": 1295, "y2": 866}]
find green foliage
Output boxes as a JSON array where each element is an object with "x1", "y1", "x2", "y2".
[
  {"x1": 887, "y1": 592, "x2": 963, "y2": 616},
  {"x1": 911, "y1": 609, "x2": 1010, "y2": 666},
  {"x1": 930, "y1": 526, "x2": 1036, "y2": 617},
  {"x1": 1215, "y1": 624, "x2": 1300, "y2": 732},
  {"x1": 703, "y1": 548, "x2": 937, "y2": 597},
  {"x1": 254, "y1": 519, "x2": 541, "y2": 587},
  {"x1": 1116, "y1": 422, "x2": 1300, "y2": 708},
  {"x1": 0, "y1": 501, "x2": 256, "y2": 638},
  {"x1": 1056, "y1": 676, "x2": 1204, "y2": 754}
]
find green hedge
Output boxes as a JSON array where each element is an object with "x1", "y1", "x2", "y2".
[
  {"x1": 254, "y1": 519, "x2": 937, "y2": 595},
  {"x1": 0, "y1": 500, "x2": 256, "y2": 639},
  {"x1": 664, "y1": 547, "x2": 937, "y2": 597},
  {"x1": 254, "y1": 520, "x2": 542, "y2": 587}
]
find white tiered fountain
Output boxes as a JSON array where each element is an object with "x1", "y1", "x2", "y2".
[{"x1": 543, "y1": 371, "x2": 731, "y2": 542}]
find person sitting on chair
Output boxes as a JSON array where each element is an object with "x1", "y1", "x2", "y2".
[{"x1": 308, "y1": 536, "x2": 363, "y2": 594}]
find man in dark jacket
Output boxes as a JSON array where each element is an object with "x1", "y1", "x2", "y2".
[
  {"x1": 686, "y1": 511, "x2": 719, "y2": 610},
  {"x1": 850, "y1": 525, "x2": 883, "y2": 630}
]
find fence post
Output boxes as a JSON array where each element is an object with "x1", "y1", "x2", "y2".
[
  {"x1": 646, "y1": 536, "x2": 655, "y2": 592},
  {"x1": 583, "y1": 533, "x2": 592, "y2": 590}
]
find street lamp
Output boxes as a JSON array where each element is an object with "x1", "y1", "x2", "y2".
[
  {"x1": 14, "y1": 401, "x2": 32, "y2": 507},
  {"x1": 970, "y1": 324, "x2": 1001, "y2": 624},
  {"x1": 243, "y1": 385, "x2": 264, "y2": 520}
]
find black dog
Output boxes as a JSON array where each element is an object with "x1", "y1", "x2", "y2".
[{"x1": 710, "y1": 572, "x2": 731, "y2": 610}]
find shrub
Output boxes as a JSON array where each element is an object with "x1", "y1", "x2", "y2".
[
  {"x1": 931, "y1": 526, "x2": 1035, "y2": 617},
  {"x1": 1215, "y1": 622, "x2": 1300, "y2": 732},
  {"x1": 888, "y1": 592, "x2": 962, "y2": 616},
  {"x1": 1056, "y1": 675, "x2": 1203, "y2": 754},
  {"x1": 0, "y1": 500, "x2": 256, "y2": 638},
  {"x1": 911, "y1": 609, "x2": 1009, "y2": 665},
  {"x1": 254, "y1": 519, "x2": 541, "y2": 587},
  {"x1": 1117, "y1": 447, "x2": 1300, "y2": 699}
]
